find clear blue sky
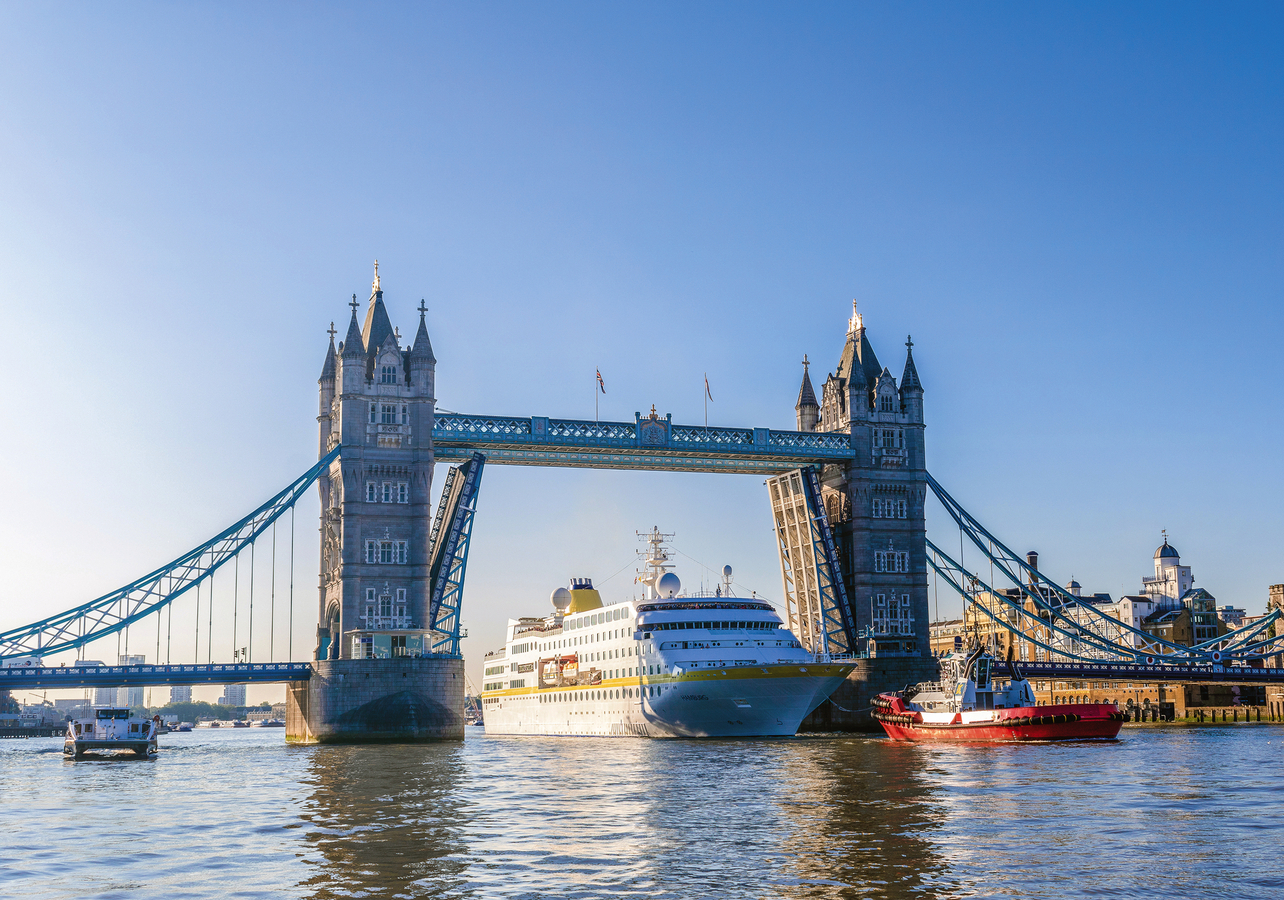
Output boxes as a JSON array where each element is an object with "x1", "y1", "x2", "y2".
[{"x1": 2, "y1": 4, "x2": 1281, "y2": 698}]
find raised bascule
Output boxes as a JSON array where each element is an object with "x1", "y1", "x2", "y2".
[{"x1": 4, "y1": 265, "x2": 1284, "y2": 741}]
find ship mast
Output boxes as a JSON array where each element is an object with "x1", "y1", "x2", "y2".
[{"x1": 636, "y1": 527, "x2": 675, "y2": 600}]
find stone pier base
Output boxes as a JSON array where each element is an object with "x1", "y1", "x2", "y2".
[
  {"x1": 286, "y1": 657, "x2": 465, "y2": 744},
  {"x1": 800, "y1": 656, "x2": 940, "y2": 733}
]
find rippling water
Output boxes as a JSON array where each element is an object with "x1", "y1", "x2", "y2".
[{"x1": 1, "y1": 725, "x2": 1281, "y2": 899}]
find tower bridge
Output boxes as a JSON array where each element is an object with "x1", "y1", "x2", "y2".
[{"x1": 4, "y1": 265, "x2": 1283, "y2": 738}]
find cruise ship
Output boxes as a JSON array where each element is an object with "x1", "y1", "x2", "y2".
[{"x1": 480, "y1": 529, "x2": 854, "y2": 737}]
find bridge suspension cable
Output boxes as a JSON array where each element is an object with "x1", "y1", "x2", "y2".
[
  {"x1": 925, "y1": 472, "x2": 1283, "y2": 665},
  {"x1": 0, "y1": 447, "x2": 340, "y2": 663}
]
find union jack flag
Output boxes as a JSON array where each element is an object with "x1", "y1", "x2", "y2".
[{"x1": 596, "y1": 368, "x2": 606, "y2": 394}]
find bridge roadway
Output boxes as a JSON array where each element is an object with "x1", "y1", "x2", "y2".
[
  {"x1": 431, "y1": 412, "x2": 855, "y2": 474},
  {"x1": 0, "y1": 662, "x2": 316, "y2": 690},
  {"x1": 995, "y1": 660, "x2": 1284, "y2": 684}
]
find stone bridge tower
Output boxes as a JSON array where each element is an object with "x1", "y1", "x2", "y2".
[
  {"x1": 316, "y1": 263, "x2": 437, "y2": 660},
  {"x1": 796, "y1": 302, "x2": 935, "y2": 728},
  {"x1": 289, "y1": 264, "x2": 462, "y2": 744}
]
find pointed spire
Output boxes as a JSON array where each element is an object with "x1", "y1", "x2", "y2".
[
  {"x1": 319, "y1": 321, "x2": 337, "y2": 380},
  {"x1": 795, "y1": 354, "x2": 818, "y2": 410},
  {"x1": 410, "y1": 299, "x2": 436, "y2": 364},
  {"x1": 362, "y1": 284, "x2": 395, "y2": 357},
  {"x1": 848, "y1": 299, "x2": 863, "y2": 336},
  {"x1": 372, "y1": 259, "x2": 381, "y2": 294},
  {"x1": 341, "y1": 295, "x2": 365, "y2": 358},
  {"x1": 901, "y1": 334, "x2": 922, "y2": 392}
]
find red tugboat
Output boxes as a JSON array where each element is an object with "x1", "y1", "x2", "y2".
[{"x1": 873, "y1": 647, "x2": 1125, "y2": 742}]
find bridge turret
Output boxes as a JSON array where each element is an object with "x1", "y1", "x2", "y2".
[
  {"x1": 795, "y1": 355, "x2": 818, "y2": 432},
  {"x1": 408, "y1": 301, "x2": 436, "y2": 399},
  {"x1": 900, "y1": 335, "x2": 923, "y2": 425},
  {"x1": 318, "y1": 325, "x2": 337, "y2": 457}
]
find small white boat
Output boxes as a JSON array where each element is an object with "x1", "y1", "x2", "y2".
[{"x1": 64, "y1": 708, "x2": 159, "y2": 759}]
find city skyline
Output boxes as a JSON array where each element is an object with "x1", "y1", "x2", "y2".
[{"x1": 2, "y1": 5, "x2": 1283, "y2": 698}]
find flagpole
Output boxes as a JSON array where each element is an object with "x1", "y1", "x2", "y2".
[{"x1": 595, "y1": 372, "x2": 598, "y2": 423}]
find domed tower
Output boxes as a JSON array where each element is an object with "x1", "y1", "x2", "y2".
[{"x1": 1142, "y1": 532, "x2": 1192, "y2": 610}]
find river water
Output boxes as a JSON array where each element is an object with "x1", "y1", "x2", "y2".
[{"x1": 1, "y1": 725, "x2": 1281, "y2": 899}]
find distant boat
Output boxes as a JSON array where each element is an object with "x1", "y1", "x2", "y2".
[
  {"x1": 256, "y1": 719, "x2": 285, "y2": 727},
  {"x1": 64, "y1": 708, "x2": 159, "y2": 759},
  {"x1": 230, "y1": 720, "x2": 250, "y2": 728}
]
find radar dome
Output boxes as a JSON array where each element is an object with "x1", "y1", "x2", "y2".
[
  {"x1": 551, "y1": 587, "x2": 572, "y2": 611},
  {"x1": 657, "y1": 572, "x2": 681, "y2": 598},
  {"x1": 722, "y1": 565, "x2": 733, "y2": 579}
]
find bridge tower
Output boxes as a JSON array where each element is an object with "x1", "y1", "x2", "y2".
[
  {"x1": 797, "y1": 302, "x2": 936, "y2": 728},
  {"x1": 289, "y1": 264, "x2": 463, "y2": 743},
  {"x1": 316, "y1": 263, "x2": 437, "y2": 661}
]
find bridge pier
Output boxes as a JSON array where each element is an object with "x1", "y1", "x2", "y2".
[
  {"x1": 285, "y1": 657, "x2": 464, "y2": 743},
  {"x1": 800, "y1": 657, "x2": 938, "y2": 732}
]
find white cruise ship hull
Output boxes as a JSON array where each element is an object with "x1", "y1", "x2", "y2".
[{"x1": 484, "y1": 664, "x2": 852, "y2": 738}]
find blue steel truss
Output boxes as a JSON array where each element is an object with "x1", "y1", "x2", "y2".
[
  {"x1": 994, "y1": 660, "x2": 1284, "y2": 684},
  {"x1": 432, "y1": 413, "x2": 854, "y2": 474},
  {"x1": 925, "y1": 473, "x2": 1284, "y2": 665},
  {"x1": 426, "y1": 453, "x2": 485, "y2": 657},
  {"x1": 800, "y1": 467, "x2": 858, "y2": 654},
  {"x1": 0, "y1": 662, "x2": 314, "y2": 690},
  {"x1": 0, "y1": 447, "x2": 341, "y2": 663}
]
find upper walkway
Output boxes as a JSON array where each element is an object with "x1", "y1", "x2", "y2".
[{"x1": 431, "y1": 412, "x2": 856, "y2": 474}]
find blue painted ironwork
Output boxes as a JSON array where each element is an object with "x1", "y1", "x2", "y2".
[
  {"x1": 925, "y1": 473, "x2": 1284, "y2": 664},
  {"x1": 800, "y1": 467, "x2": 858, "y2": 654},
  {"x1": 0, "y1": 447, "x2": 341, "y2": 663},
  {"x1": 432, "y1": 413, "x2": 854, "y2": 473},
  {"x1": 995, "y1": 660, "x2": 1284, "y2": 685},
  {"x1": 0, "y1": 662, "x2": 316, "y2": 689},
  {"x1": 426, "y1": 453, "x2": 485, "y2": 657}
]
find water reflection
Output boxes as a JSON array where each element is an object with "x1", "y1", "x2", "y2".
[
  {"x1": 773, "y1": 737, "x2": 958, "y2": 899},
  {"x1": 297, "y1": 742, "x2": 469, "y2": 898}
]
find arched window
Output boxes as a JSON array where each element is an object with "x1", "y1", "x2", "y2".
[
  {"x1": 880, "y1": 393, "x2": 893, "y2": 412},
  {"x1": 380, "y1": 365, "x2": 397, "y2": 384}
]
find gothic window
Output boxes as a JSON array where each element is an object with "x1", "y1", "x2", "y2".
[
  {"x1": 380, "y1": 541, "x2": 395, "y2": 564},
  {"x1": 397, "y1": 541, "x2": 408, "y2": 564},
  {"x1": 896, "y1": 499, "x2": 907, "y2": 518},
  {"x1": 380, "y1": 365, "x2": 397, "y2": 384},
  {"x1": 876, "y1": 594, "x2": 886, "y2": 607},
  {"x1": 396, "y1": 588, "x2": 407, "y2": 621},
  {"x1": 382, "y1": 482, "x2": 393, "y2": 503},
  {"x1": 398, "y1": 482, "x2": 408, "y2": 503},
  {"x1": 365, "y1": 541, "x2": 377, "y2": 564},
  {"x1": 895, "y1": 552, "x2": 910, "y2": 573},
  {"x1": 880, "y1": 394, "x2": 893, "y2": 412},
  {"x1": 873, "y1": 499, "x2": 883, "y2": 518},
  {"x1": 367, "y1": 482, "x2": 377, "y2": 502},
  {"x1": 883, "y1": 429, "x2": 897, "y2": 448},
  {"x1": 875, "y1": 551, "x2": 887, "y2": 573},
  {"x1": 401, "y1": 404, "x2": 408, "y2": 425},
  {"x1": 381, "y1": 404, "x2": 396, "y2": 424},
  {"x1": 369, "y1": 404, "x2": 377, "y2": 424}
]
